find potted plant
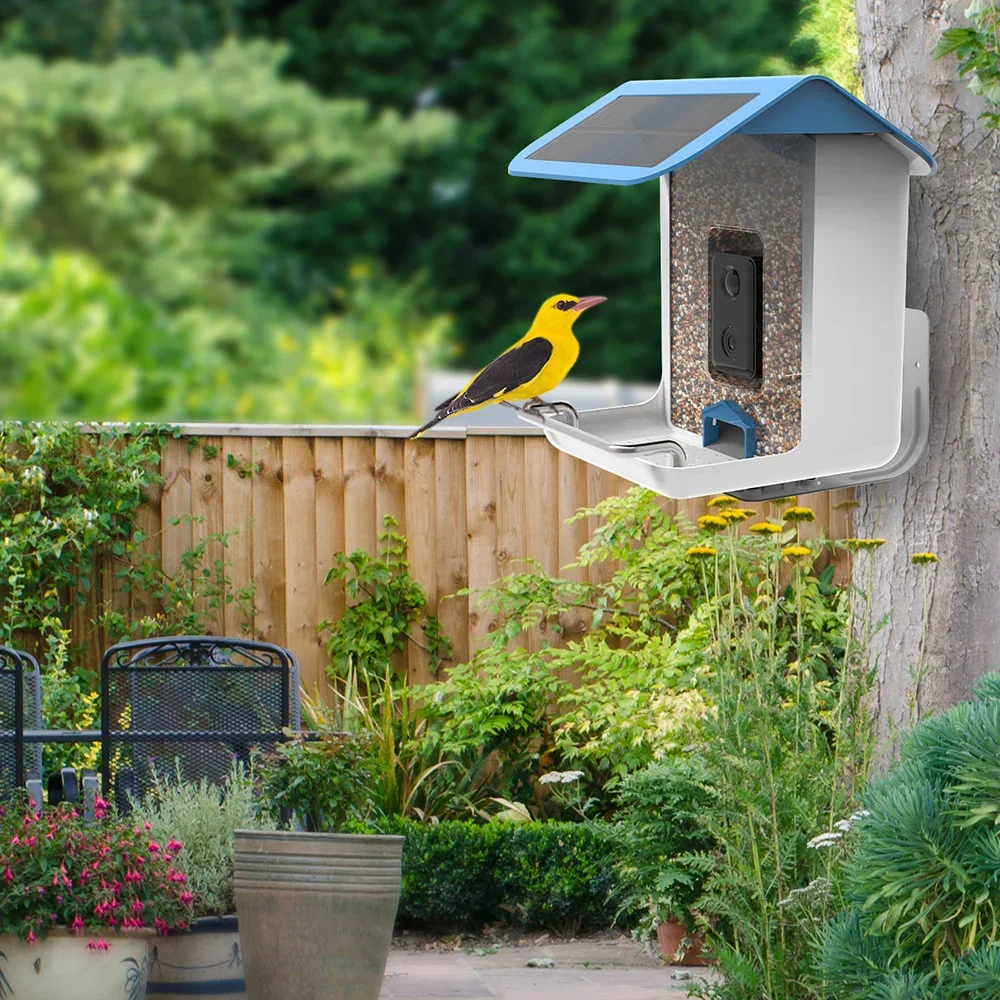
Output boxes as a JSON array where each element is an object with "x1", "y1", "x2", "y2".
[
  {"x1": 234, "y1": 730, "x2": 402, "y2": 1000},
  {"x1": 130, "y1": 761, "x2": 275, "y2": 999},
  {"x1": 613, "y1": 756, "x2": 715, "y2": 965},
  {"x1": 0, "y1": 794, "x2": 193, "y2": 1000}
]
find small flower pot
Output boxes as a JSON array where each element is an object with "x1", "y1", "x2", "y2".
[
  {"x1": 147, "y1": 914, "x2": 244, "y2": 999},
  {"x1": 656, "y1": 920, "x2": 709, "y2": 966},
  {"x1": 0, "y1": 927, "x2": 154, "y2": 1000},
  {"x1": 233, "y1": 829, "x2": 402, "y2": 1000}
]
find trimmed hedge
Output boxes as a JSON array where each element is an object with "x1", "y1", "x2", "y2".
[{"x1": 371, "y1": 818, "x2": 622, "y2": 933}]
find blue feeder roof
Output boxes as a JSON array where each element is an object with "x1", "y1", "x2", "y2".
[{"x1": 508, "y1": 76, "x2": 935, "y2": 185}]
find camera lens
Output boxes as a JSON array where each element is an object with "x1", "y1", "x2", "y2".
[
  {"x1": 721, "y1": 326, "x2": 737, "y2": 358},
  {"x1": 723, "y1": 266, "x2": 740, "y2": 298}
]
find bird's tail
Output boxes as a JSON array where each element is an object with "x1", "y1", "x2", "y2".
[{"x1": 409, "y1": 410, "x2": 449, "y2": 440}]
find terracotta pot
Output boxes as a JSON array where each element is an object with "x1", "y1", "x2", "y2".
[
  {"x1": 656, "y1": 920, "x2": 709, "y2": 965},
  {"x1": 0, "y1": 927, "x2": 153, "y2": 1000},
  {"x1": 233, "y1": 829, "x2": 403, "y2": 1000},
  {"x1": 147, "y1": 914, "x2": 244, "y2": 998}
]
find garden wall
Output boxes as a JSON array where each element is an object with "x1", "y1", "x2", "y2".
[{"x1": 73, "y1": 425, "x2": 855, "y2": 695}]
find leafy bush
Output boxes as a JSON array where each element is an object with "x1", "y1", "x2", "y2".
[
  {"x1": 321, "y1": 515, "x2": 452, "y2": 684},
  {"x1": 0, "y1": 795, "x2": 193, "y2": 943},
  {"x1": 371, "y1": 817, "x2": 621, "y2": 934},
  {"x1": 256, "y1": 730, "x2": 376, "y2": 833},
  {"x1": 613, "y1": 755, "x2": 715, "y2": 935},
  {"x1": 129, "y1": 762, "x2": 275, "y2": 920},
  {"x1": 818, "y1": 672, "x2": 1000, "y2": 999}
]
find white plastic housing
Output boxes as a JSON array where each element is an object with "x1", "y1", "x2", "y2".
[{"x1": 517, "y1": 133, "x2": 928, "y2": 499}]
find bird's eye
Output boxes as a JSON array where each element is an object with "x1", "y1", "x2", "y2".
[{"x1": 555, "y1": 299, "x2": 573, "y2": 311}]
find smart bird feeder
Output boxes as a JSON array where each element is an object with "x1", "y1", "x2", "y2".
[{"x1": 508, "y1": 76, "x2": 935, "y2": 500}]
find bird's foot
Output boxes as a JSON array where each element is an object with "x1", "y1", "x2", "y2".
[{"x1": 522, "y1": 399, "x2": 580, "y2": 427}]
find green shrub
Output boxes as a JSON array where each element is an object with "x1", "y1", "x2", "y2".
[
  {"x1": 612, "y1": 755, "x2": 715, "y2": 936},
  {"x1": 129, "y1": 761, "x2": 275, "y2": 920},
  {"x1": 371, "y1": 818, "x2": 620, "y2": 934},
  {"x1": 818, "y1": 672, "x2": 1000, "y2": 998}
]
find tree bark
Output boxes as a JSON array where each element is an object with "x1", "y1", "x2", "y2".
[{"x1": 854, "y1": 1, "x2": 1000, "y2": 744}]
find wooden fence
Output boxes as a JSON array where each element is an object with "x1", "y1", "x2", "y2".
[{"x1": 72, "y1": 425, "x2": 855, "y2": 694}]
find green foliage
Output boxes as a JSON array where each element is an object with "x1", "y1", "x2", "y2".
[
  {"x1": 0, "y1": 41, "x2": 453, "y2": 421},
  {"x1": 613, "y1": 755, "x2": 716, "y2": 935},
  {"x1": 423, "y1": 490, "x2": 848, "y2": 816},
  {"x1": 0, "y1": 421, "x2": 164, "y2": 645},
  {"x1": 818, "y1": 674, "x2": 1000, "y2": 999},
  {"x1": 370, "y1": 817, "x2": 621, "y2": 934},
  {"x1": 129, "y1": 761, "x2": 276, "y2": 920},
  {"x1": 322, "y1": 515, "x2": 452, "y2": 684},
  {"x1": 97, "y1": 518, "x2": 256, "y2": 644},
  {"x1": 256, "y1": 729, "x2": 376, "y2": 833},
  {"x1": 302, "y1": 666, "x2": 480, "y2": 823},
  {"x1": 794, "y1": 0, "x2": 862, "y2": 96},
  {"x1": 682, "y1": 505, "x2": 875, "y2": 1000},
  {"x1": 236, "y1": 0, "x2": 810, "y2": 381},
  {"x1": 936, "y1": 1, "x2": 1000, "y2": 129}
]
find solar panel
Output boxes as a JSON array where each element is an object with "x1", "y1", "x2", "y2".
[{"x1": 526, "y1": 93, "x2": 758, "y2": 168}]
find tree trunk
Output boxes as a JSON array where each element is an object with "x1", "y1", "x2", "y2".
[{"x1": 853, "y1": 1, "x2": 1000, "y2": 743}]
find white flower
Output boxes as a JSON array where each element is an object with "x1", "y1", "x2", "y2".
[
  {"x1": 80, "y1": 509, "x2": 98, "y2": 526},
  {"x1": 807, "y1": 831, "x2": 843, "y2": 850},
  {"x1": 20, "y1": 465, "x2": 44, "y2": 486},
  {"x1": 539, "y1": 770, "x2": 584, "y2": 785}
]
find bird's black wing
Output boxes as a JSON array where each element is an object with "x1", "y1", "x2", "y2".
[{"x1": 446, "y1": 338, "x2": 553, "y2": 412}]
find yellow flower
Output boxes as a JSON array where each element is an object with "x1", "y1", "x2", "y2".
[
  {"x1": 845, "y1": 538, "x2": 886, "y2": 553},
  {"x1": 719, "y1": 508, "x2": 752, "y2": 523},
  {"x1": 782, "y1": 545, "x2": 812, "y2": 560},
  {"x1": 698, "y1": 514, "x2": 728, "y2": 533},
  {"x1": 770, "y1": 496, "x2": 798, "y2": 507},
  {"x1": 707, "y1": 495, "x2": 738, "y2": 509},
  {"x1": 911, "y1": 552, "x2": 938, "y2": 565},
  {"x1": 686, "y1": 545, "x2": 718, "y2": 560},
  {"x1": 348, "y1": 262, "x2": 372, "y2": 281},
  {"x1": 750, "y1": 522, "x2": 783, "y2": 536},
  {"x1": 834, "y1": 499, "x2": 860, "y2": 512},
  {"x1": 783, "y1": 506, "x2": 816, "y2": 523}
]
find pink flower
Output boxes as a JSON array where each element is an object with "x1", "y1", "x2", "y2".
[
  {"x1": 147, "y1": 840, "x2": 161, "y2": 854},
  {"x1": 143, "y1": 821, "x2": 152, "y2": 832},
  {"x1": 3, "y1": 867, "x2": 12, "y2": 885},
  {"x1": 131, "y1": 900, "x2": 143, "y2": 916},
  {"x1": 71, "y1": 915, "x2": 86, "y2": 934},
  {"x1": 166, "y1": 868, "x2": 187, "y2": 884},
  {"x1": 166, "y1": 840, "x2": 183, "y2": 853},
  {"x1": 153, "y1": 918, "x2": 169, "y2": 935},
  {"x1": 179, "y1": 890, "x2": 194, "y2": 907},
  {"x1": 86, "y1": 939, "x2": 110, "y2": 952},
  {"x1": 26, "y1": 929, "x2": 34, "y2": 944}
]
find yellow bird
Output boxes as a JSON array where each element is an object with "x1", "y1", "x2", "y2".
[{"x1": 410, "y1": 293, "x2": 606, "y2": 439}]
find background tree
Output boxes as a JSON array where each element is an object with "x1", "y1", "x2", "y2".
[{"x1": 854, "y1": 0, "x2": 1000, "y2": 739}]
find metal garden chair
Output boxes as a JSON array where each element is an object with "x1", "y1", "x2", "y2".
[
  {"x1": 100, "y1": 636, "x2": 300, "y2": 812},
  {"x1": 0, "y1": 646, "x2": 43, "y2": 796}
]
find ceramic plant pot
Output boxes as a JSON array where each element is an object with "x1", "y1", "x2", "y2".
[
  {"x1": 656, "y1": 920, "x2": 709, "y2": 966},
  {"x1": 0, "y1": 927, "x2": 154, "y2": 1000},
  {"x1": 233, "y1": 830, "x2": 403, "y2": 1000},
  {"x1": 146, "y1": 914, "x2": 245, "y2": 998}
]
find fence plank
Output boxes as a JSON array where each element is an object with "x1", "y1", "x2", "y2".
[
  {"x1": 282, "y1": 438, "x2": 320, "y2": 694},
  {"x1": 190, "y1": 437, "x2": 225, "y2": 635},
  {"x1": 251, "y1": 438, "x2": 286, "y2": 646},
  {"x1": 404, "y1": 439, "x2": 438, "y2": 685},
  {"x1": 221, "y1": 436, "x2": 254, "y2": 639},
  {"x1": 557, "y1": 452, "x2": 591, "y2": 656},
  {"x1": 434, "y1": 440, "x2": 469, "y2": 668},
  {"x1": 314, "y1": 438, "x2": 345, "y2": 695},
  {"x1": 465, "y1": 436, "x2": 498, "y2": 652},
  {"x1": 523, "y1": 439, "x2": 559, "y2": 652},
  {"x1": 375, "y1": 438, "x2": 408, "y2": 680},
  {"x1": 343, "y1": 438, "x2": 378, "y2": 563},
  {"x1": 496, "y1": 436, "x2": 527, "y2": 650}
]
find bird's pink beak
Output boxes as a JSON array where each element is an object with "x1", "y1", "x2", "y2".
[{"x1": 571, "y1": 295, "x2": 607, "y2": 312}]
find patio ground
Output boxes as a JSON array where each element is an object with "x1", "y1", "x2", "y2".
[{"x1": 380, "y1": 935, "x2": 717, "y2": 999}]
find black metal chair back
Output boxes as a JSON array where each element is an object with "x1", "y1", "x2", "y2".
[
  {"x1": 0, "y1": 646, "x2": 42, "y2": 795},
  {"x1": 101, "y1": 636, "x2": 299, "y2": 812}
]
